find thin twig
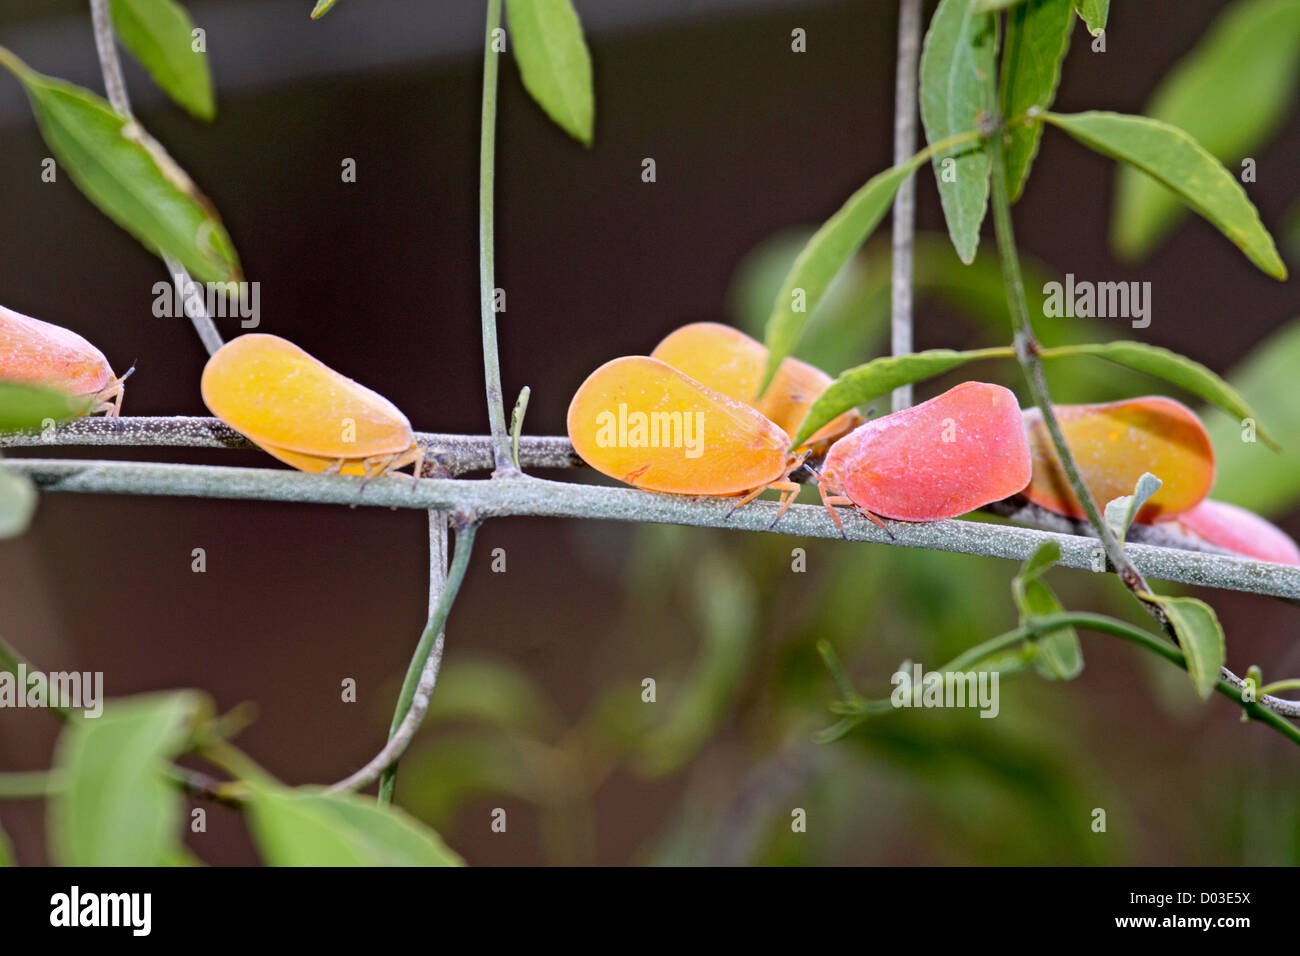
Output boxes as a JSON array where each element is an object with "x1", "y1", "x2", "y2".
[
  {"x1": 0, "y1": 416, "x2": 582, "y2": 473},
  {"x1": 825, "y1": 613, "x2": 1300, "y2": 740},
  {"x1": 987, "y1": 126, "x2": 1132, "y2": 580},
  {"x1": 0, "y1": 771, "x2": 61, "y2": 799},
  {"x1": 330, "y1": 517, "x2": 479, "y2": 798},
  {"x1": 88, "y1": 0, "x2": 224, "y2": 356},
  {"x1": 982, "y1": 105, "x2": 1279, "y2": 716},
  {"x1": 478, "y1": 0, "x2": 514, "y2": 476},
  {"x1": 7, "y1": 457, "x2": 1299, "y2": 604},
  {"x1": 376, "y1": 508, "x2": 449, "y2": 802},
  {"x1": 0, "y1": 418, "x2": 1243, "y2": 558},
  {"x1": 890, "y1": 0, "x2": 923, "y2": 413}
]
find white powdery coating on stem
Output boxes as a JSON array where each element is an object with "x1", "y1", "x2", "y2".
[{"x1": 5, "y1": 457, "x2": 1298, "y2": 601}]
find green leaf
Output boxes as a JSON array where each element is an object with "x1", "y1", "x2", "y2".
[
  {"x1": 1017, "y1": 540, "x2": 1062, "y2": 582},
  {"x1": 109, "y1": 0, "x2": 215, "y2": 121},
  {"x1": 975, "y1": 0, "x2": 1031, "y2": 11},
  {"x1": 1103, "y1": 472, "x2": 1162, "y2": 540},
  {"x1": 1024, "y1": 580, "x2": 1084, "y2": 679},
  {"x1": 245, "y1": 782, "x2": 463, "y2": 866},
  {"x1": 50, "y1": 692, "x2": 202, "y2": 866},
  {"x1": 1040, "y1": 339, "x2": 1278, "y2": 449},
  {"x1": 790, "y1": 347, "x2": 1011, "y2": 447},
  {"x1": 1145, "y1": 594, "x2": 1226, "y2": 700},
  {"x1": 0, "y1": 381, "x2": 91, "y2": 430},
  {"x1": 0, "y1": 464, "x2": 37, "y2": 539},
  {"x1": 310, "y1": 0, "x2": 340, "y2": 18},
  {"x1": 505, "y1": 0, "x2": 594, "y2": 145},
  {"x1": 920, "y1": 0, "x2": 997, "y2": 264},
  {"x1": 509, "y1": 385, "x2": 530, "y2": 471},
  {"x1": 730, "y1": 229, "x2": 891, "y2": 375},
  {"x1": 1113, "y1": 0, "x2": 1300, "y2": 260},
  {"x1": 761, "y1": 152, "x2": 932, "y2": 387},
  {"x1": 1205, "y1": 318, "x2": 1300, "y2": 516},
  {"x1": 0, "y1": 47, "x2": 241, "y2": 284},
  {"x1": 1073, "y1": 0, "x2": 1108, "y2": 34},
  {"x1": 1043, "y1": 110, "x2": 1286, "y2": 279},
  {"x1": 999, "y1": 0, "x2": 1074, "y2": 201},
  {"x1": 1012, "y1": 542, "x2": 1083, "y2": 681},
  {"x1": 0, "y1": 821, "x2": 13, "y2": 867}
]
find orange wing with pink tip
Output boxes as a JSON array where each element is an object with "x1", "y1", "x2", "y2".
[
  {"x1": 1021, "y1": 396, "x2": 1214, "y2": 523},
  {"x1": 818, "y1": 382, "x2": 1032, "y2": 527},
  {"x1": 650, "y1": 322, "x2": 860, "y2": 453},
  {"x1": 0, "y1": 304, "x2": 125, "y2": 416},
  {"x1": 566, "y1": 355, "x2": 799, "y2": 504}
]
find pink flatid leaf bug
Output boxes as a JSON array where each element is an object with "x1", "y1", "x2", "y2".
[
  {"x1": 0, "y1": 304, "x2": 127, "y2": 417},
  {"x1": 813, "y1": 381, "x2": 1032, "y2": 536}
]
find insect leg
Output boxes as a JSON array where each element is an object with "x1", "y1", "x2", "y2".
[
  {"x1": 767, "y1": 480, "x2": 803, "y2": 530},
  {"x1": 724, "y1": 484, "x2": 769, "y2": 519},
  {"x1": 858, "y1": 507, "x2": 895, "y2": 541},
  {"x1": 359, "y1": 454, "x2": 395, "y2": 488},
  {"x1": 817, "y1": 482, "x2": 848, "y2": 540}
]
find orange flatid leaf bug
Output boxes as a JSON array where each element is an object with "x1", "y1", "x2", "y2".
[
  {"x1": 0, "y1": 303, "x2": 128, "y2": 416},
  {"x1": 1021, "y1": 396, "x2": 1214, "y2": 523},
  {"x1": 567, "y1": 355, "x2": 805, "y2": 520},
  {"x1": 201, "y1": 333, "x2": 424, "y2": 482},
  {"x1": 1165, "y1": 499, "x2": 1300, "y2": 566},
  {"x1": 814, "y1": 382, "x2": 1032, "y2": 535},
  {"x1": 650, "y1": 322, "x2": 861, "y2": 453}
]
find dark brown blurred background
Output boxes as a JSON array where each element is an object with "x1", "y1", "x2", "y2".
[{"x1": 1, "y1": 0, "x2": 1297, "y2": 865}]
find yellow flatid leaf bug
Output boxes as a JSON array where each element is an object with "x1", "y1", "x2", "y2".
[{"x1": 201, "y1": 333, "x2": 423, "y2": 482}]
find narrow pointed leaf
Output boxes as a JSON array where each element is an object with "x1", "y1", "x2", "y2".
[
  {"x1": 1044, "y1": 110, "x2": 1286, "y2": 279},
  {"x1": 310, "y1": 0, "x2": 340, "y2": 18},
  {"x1": 1145, "y1": 594, "x2": 1226, "y2": 700},
  {"x1": 0, "y1": 49, "x2": 240, "y2": 283},
  {"x1": 790, "y1": 347, "x2": 1010, "y2": 447},
  {"x1": 762, "y1": 151, "x2": 932, "y2": 387},
  {"x1": 1113, "y1": 0, "x2": 1300, "y2": 259},
  {"x1": 1073, "y1": 0, "x2": 1108, "y2": 34},
  {"x1": 109, "y1": 0, "x2": 215, "y2": 120},
  {"x1": 920, "y1": 0, "x2": 997, "y2": 264},
  {"x1": 1103, "y1": 472, "x2": 1162, "y2": 540},
  {"x1": 1000, "y1": 0, "x2": 1074, "y2": 200},
  {"x1": 1041, "y1": 339, "x2": 1277, "y2": 448},
  {"x1": 505, "y1": 0, "x2": 594, "y2": 145}
]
